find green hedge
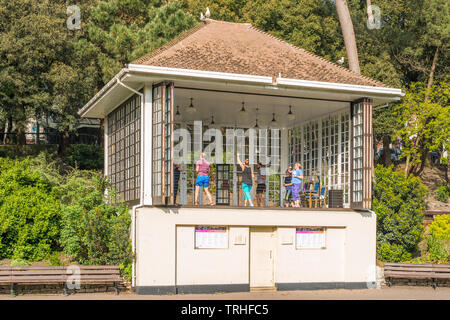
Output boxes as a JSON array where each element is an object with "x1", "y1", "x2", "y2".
[
  {"x1": 373, "y1": 165, "x2": 428, "y2": 262},
  {"x1": 0, "y1": 154, "x2": 132, "y2": 279}
]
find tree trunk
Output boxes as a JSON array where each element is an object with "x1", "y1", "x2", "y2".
[
  {"x1": 0, "y1": 121, "x2": 5, "y2": 144},
  {"x1": 447, "y1": 153, "x2": 449, "y2": 184},
  {"x1": 425, "y1": 46, "x2": 439, "y2": 102},
  {"x1": 382, "y1": 135, "x2": 391, "y2": 167},
  {"x1": 335, "y1": 0, "x2": 361, "y2": 74},
  {"x1": 16, "y1": 122, "x2": 26, "y2": 145},
  {"x1": 58, "y1": 131, "x2": 69, "y2": 158}
]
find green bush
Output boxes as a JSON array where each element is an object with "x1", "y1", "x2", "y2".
[
  {"x1": 373, "y1": 165, "x2": 428, "y2": 262},
  {"x1": 65, "y1": 144, "x2": 104, "y2": 170},
  {"x1": 0, "y1": 158, "x2": 61, "y2": 261},
  {"x1": 10, "y1": 258, "x2": 30, "y2": 267},
  {"x1": 436, "y1": 184, "x2": 450, "y2": 202},
  {"x1": 426, "y1": 236, "x2": 449, "y2": 263},
  {"x1": 429, "y1": 214, "x2": 450, "y2": 240},
  {"x1": 59, "y1": 172, "x2": 133, "y2": 274}
]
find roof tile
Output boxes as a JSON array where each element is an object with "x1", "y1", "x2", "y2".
[{"x1": 132, "y1": 19, "x2": 385, "y2": 87}]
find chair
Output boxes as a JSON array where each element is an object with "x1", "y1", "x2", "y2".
[
  {"x1": 310, "y1": 186, "x2": 327, "y2": 208},
  {"x1": 313, "y1": 182, "x2": 320, "y2": 192}
]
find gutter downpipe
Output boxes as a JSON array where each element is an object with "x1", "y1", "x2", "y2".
[{"x1": 117, "y1": 79, "x2": 145, "y2": 290}]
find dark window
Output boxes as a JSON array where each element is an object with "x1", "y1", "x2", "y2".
[{"x1": 107, "y1": 93, "x2": 141, "y2": 202}]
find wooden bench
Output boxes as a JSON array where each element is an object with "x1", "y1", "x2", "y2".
[
  {"x1": 384, "y1": 263, "x2": 450, "y2": 289},
  {"x1": 0, "y1": 265, "x2": 122, "y2": 297}
]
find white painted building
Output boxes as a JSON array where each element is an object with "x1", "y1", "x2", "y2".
[{"x1": 79, "y1": 19, "x2": 403, "y2": 294}]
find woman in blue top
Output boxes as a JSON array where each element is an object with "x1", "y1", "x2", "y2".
[{"x1": 291, "y1": 162, "x2": 304, "y2": 207}]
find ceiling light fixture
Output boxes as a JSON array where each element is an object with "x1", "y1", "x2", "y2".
[
  {"x1": 270, "y1": 113, "x2": 277, "y2": 128},
  {"x1": 287, "y1": 105, "x2": 295, "y2": 121},
  {"x1": 186, "y1": 98, "x2": 196, "y2": 114},
  {"x1": 175, "y1": 105, "x2": 181, "y2": 121},
  {"x1": 254, "y1": 107, "x2": 259, "y2": 128},
  {"x1": 239, "y1": 102, "x2": 246, "y2": 114}
]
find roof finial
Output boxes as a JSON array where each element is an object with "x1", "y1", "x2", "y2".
[{"x1": 205, "y1": 7, "x2": 211, "y2": 18}]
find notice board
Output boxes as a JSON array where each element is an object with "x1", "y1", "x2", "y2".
[
  {"x1": 295, "y1": 227, "x2": 326, "y2": 249},
  {"x1": 195, "y1": 226, "x2": 228, "y2": 249}
]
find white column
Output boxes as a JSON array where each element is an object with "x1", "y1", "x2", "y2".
[
  {"x1": 104, "y1": 117, "x2": 108, "y2": 176},
  {"x1": 143, "y1": 84, "x2": 153, "y2": 205},
  {"x1": 280, "y1": 128, "x2": 289, "y2": 206},
  {"x1": 337, "y1": 113, "x2": 342, "y2": 189},
  {"x1": 318, "y1": 119, "x2": 322, "y2": 181}
]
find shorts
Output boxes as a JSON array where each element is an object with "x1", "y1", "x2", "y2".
[
  {"x1": 256, "y1": 183, "x2": 266, "y2": 194},
  {"x1": 195, "y1": 175, "x2": 209, "y2": 187},
  {"x1": 242, "y1": 183, "x2": 252, "y2": 200}
]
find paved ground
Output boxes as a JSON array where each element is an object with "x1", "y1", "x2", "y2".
[{"x1": 1, "y1": 286, "x2": 450, "y2": 300}]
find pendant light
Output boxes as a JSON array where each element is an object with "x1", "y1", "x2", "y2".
[
  {"x1": 270, "y1": 113, "x2": 277, "y2": 128},
  {"x1": 186, "y1": 98, "x2": 196, "y2": 114},
  {"x1": 210, "y1": 115, "x2": 218, "y2": 129},
  {"x1": 287, "y1": 105, "x2": 295, "y2": 121},
  {"x1": 175, "y1": 105, "x2": 182, "y2": 121},
  {"x1": 254, "y1": 107, "x2": 259, "y2": 128},
  {"x1": 239, "y1": 102, "x2": 247, "y2": 114}
]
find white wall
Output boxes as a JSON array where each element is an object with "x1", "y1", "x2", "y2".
[
  {"x1": 176, "y1": 226, "x2": 249, "y2": 285},
  {"x1": 135, "y1": 207, "x2": 376, "y2": 289}
]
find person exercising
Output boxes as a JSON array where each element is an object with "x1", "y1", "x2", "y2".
[
  {"x1": 237, "y1": 153, "x2": 254, "y2": 207},
  {"x1": 194, "y1": 153, "x2": 214, "y2": 205}
]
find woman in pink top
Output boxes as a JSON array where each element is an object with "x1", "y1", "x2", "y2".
[{"x1": 194, "y1": 153, "x2": 214, "y2": 205}]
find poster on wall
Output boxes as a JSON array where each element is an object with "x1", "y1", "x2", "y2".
[
  {"x1": 295, "y1": 227, "x2": 326, "y2": 249},
  {"x1": 195, "y1": 226, "x2": 228, "y2": 249}
]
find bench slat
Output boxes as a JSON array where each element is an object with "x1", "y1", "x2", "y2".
[
  {"x1": 384, "y1": 267, "x2": 434, "y2": 272},
  {"x1": 10, "y1": 270, "x2": 119, "y2": 276}
]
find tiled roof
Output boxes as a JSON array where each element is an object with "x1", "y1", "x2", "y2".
[{"x1": 132, "y1": 19, "x2": 385, "y2": 87}]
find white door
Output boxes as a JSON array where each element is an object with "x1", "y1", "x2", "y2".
[{"x1": 250, "y1": 227, "x2": 275, "y2": 288}]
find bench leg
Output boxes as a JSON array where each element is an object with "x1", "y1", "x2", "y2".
[
  {"x1": 387, "y1": 278, "x2": 392, "y2": 288},
  {"x1": 114, "y1": 282, "x2": 119, "y2": 296},
  {"x1": 63, "y1": 283, "x2": 68, "y2": 296},
  {"x1": 432, "y1": 278, "x2": 438, "y2": 290},
  {"x1": 10, "y1": 283, "x2": 14, "y2": 297}
]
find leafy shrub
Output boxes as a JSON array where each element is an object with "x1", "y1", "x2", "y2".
[
  {"x1": 426, "y1": 236, "x2": 449, "y2": 263},
  {"x1": 429, "y1": 214, "x2": 450, "y2": 240},
  {"x1": 65, "y1": 144, "x2": 104, "y2": 170},
  {"x1": 436, "y1": 184, "x2": 450, "y2": 202},
  {"x1": 373, "y1": 165, "x2": 428, "y2": 262},
  {"x1": 59, "y1": 173, "x2": 132, "y2": 273},
  {"x1": 0, "y1": 158, "x2": 61, "y2": 261},
  {"x1": 10, "y1": 258, "x2": 30, "y2": 267}
]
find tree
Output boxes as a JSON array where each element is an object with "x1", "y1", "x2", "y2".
[
  {"x1": 395, "y1": 81, "x2": 450, "y2": 176},
  {"x1": 0, "y1": 0, "x2": 100, "y2": 153},
  {"x1": 373, "y1": 165, "x2": 428, "y2": 262},
  {"x1": 335, "y1": 0, "x2": 360, "y2": 74},
  {"x1": 84, "y1": 0, "x2": 197, "y2": 83}
]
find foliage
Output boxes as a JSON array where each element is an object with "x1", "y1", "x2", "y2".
[
  {"x1": 85, "y1": 0, "x2": 197, "y2": 83},
  {"x1": 429, "y1": 214, "x2": 450, "y2": 240},
  {"x1": 425, "y1": 236, "x2": 449, "y2": 263},
  {"x1": 394, "y1": 81, "x2": 450, "y2": 175},
  {"x1": 435, "y1": 184, "x2": 450, "y2": 203},
  {"x1": 0, "y1": 154, "x2": 132, "y2": 277},
  {"x1": 59, "y1": 172, "x2": 133, "y2": 269},
  {"x1": 373, "y1": 165, "x2": 428, "y2": 262},
  {"x1": 10, "y1": 258, "x2": 30, "y2": 267},
  {"x1": 0, "y1": 158, "x2": 61, "y2": 261},
  {"x1": 65, "y1": 144, "x2": 104, "y2": 170},
  {"x1": 0, "y1": 0, "x2": 99, "y2": 145}
]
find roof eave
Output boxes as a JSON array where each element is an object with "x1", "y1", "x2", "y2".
[{"x1": 78, "y1": 65, "x2": 404, "y2": 118}]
